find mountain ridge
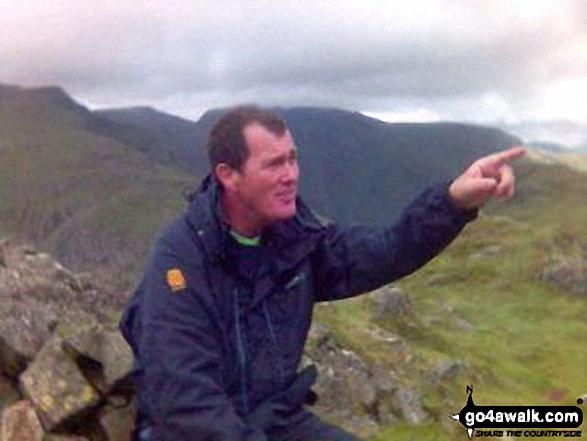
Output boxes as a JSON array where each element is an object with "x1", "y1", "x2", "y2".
[
  {"x1": 0, "y1": 83, "x2": 522, "y2": 283},
  {"x1": 102, "y1": 103, "x2": 522, "y2": 225}
]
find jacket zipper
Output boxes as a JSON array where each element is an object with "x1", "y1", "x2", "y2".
[
  {"x1": 262, "y1": 301, "x2": 285, "y2": 387},
  {"x1": 233, "y1": 286, "x2": 249, "y2": 414}
]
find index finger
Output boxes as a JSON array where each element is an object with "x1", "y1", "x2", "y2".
[{"x1": 480, "y1": 146, "x2": 527, "y2": 167}]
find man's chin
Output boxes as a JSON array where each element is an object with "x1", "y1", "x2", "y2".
[
  {"x1": 275, "y1": 205, "x2": 297, "y2": 221},
  {"x1": 280, "y1": 209, "x2": 297, "y2": 220}
]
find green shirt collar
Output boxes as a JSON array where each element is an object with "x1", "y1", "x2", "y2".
[{"x1": 229, "y1": 230, "x2": 261, "y2": 247}]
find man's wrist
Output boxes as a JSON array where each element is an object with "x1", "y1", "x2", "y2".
[{"x1": 446, "y1": 180, "x2": 479, "y2": 221}]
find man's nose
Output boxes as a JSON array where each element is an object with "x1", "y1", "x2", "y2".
[{"x1": 282, "y1": 161, "x2": 299, "y2": 183}]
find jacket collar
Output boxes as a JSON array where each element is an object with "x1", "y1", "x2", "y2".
[{"x1": 185, "y1": 174, "x2": 325, "y2": 268}]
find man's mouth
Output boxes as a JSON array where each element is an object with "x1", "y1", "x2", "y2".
[{"x1": 276, "y1": 189, "x2": 297, "y2": 202}]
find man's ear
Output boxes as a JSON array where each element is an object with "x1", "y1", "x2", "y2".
[{"x1": 215, "y1": 163, "x2": 239, "y2": 192}]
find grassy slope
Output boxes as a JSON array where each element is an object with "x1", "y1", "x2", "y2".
[
  {"x1": 314, "y1": 158, "x2": 587, "y2": 440},
  {"x1": 0, "y1": 87, "x2": 194, "y2": 286}
]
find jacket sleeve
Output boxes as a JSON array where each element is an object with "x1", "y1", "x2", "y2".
[
  {"x1": 313, "y1": 181, "x2": 477, "y2": 301},
  {"x1": 135, "y1": 235, "x2": 267, "y2": 441}
]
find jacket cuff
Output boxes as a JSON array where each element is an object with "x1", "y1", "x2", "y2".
[{"x1": 434, "y1": 180, "x2": 479, "y2": 224}]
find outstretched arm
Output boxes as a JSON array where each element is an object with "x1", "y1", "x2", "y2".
[
  {"x1": 313, "y1": 181, "x2": 477, "y2": 301},
  {"x1": 313, "y1": 147, "x2": 526, "y2": 301}
]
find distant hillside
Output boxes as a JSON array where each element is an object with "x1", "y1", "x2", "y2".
[
  {"x1": 279, "y1": 107, "x2": 520, "y2": 225},
  {"x1": 96, "y1": 106, "x2": 209, "y2": 174},
  {"x1": 0, "y1": 84, "x2": 194, "y2": 285},
  {"x1": 104, "y1": 105, "x2": 521, "y2": 225}
]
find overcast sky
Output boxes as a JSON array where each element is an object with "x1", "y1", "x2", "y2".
[{"x1": 1, "y1": 0, "x2": 586, "y2": 130}]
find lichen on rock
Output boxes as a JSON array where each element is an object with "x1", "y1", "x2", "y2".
[{"x1": 19, "y1": 338, "x2": 100, "y2": 431}]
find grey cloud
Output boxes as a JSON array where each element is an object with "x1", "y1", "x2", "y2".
[{"x1": 1, "y1": 0, "x2": 586, "y2": 123}]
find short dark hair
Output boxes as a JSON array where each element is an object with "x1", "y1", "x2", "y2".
[{"x1": 207, "y1": 105, "x2": 288, "y2": 171}]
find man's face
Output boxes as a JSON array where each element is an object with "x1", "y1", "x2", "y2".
[{"x1": 233, "y1": 123, "x2": 299, "y2": 227}]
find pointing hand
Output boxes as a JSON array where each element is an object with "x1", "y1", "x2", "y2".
[{"x1": 449, "y1": 147, "x2": 527, "y2": 210}]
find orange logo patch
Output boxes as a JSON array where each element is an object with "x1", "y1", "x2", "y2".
[{"x1": 166, "y1": 269, "x2": 186, "y2": 292}]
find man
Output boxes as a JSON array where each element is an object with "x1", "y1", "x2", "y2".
[{"x1": 120, "y1": 106, "x2": 525, "y2": 440}]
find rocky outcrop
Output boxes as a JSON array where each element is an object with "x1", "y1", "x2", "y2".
[
  {"x1": 99, "y1": 400, "x2": 136, "y2": 441},
  {"x1": 20, "y1": 338, "x2": 101, "y2": 431},
  {"x1": 0, "y1": 241, "x2": 135, "y2": 440},
  {"x1": 391, "y1": 387, "x2": 428, "y2": 424},
  {"x1": 62, "y1": 326, "x2": 134, "y2": 396},
  {"x1": 537, "y1": 234, "x2": 587, "y2": 297},
  {"x1": 0, "y1": 239, "x2": 118, "y2": 325},
  {"x1": 0, "y1": 304, "x2": 57, "y2": 377},
  {"x1": 370, "y1": 286, "x2": 412, "y2": 321},
  {"x1": 303, "y1": 323, "x2": 429, "y2": 437},
  {"x1": 427, "y1": 359, "x2": 470, "y2": 386},
  {"x1": 1, "y1": 327, "x2": 134, "y2": 439},
  {"x1": 539, "y1": 259, "x2": 587, "y2": 297}
]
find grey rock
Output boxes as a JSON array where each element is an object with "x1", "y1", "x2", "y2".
[
  {"x1": 348, "y1": 415, "x2": 380, "y2": 437},
  {"x1": 421, "y1": 315, "x2": 442, "y2": 328},
  {"x1": 306, "y1": 324, "x2": 377, "y2": 412},
  {"x1": 370, "y1": 365, "x2": 398, "y2": 395},
  {"x1": 371, "y1": 286, "x2": 411, "y2": 320},
  {"x1": 364, "y1": 327, "x2": 406, "y2": 355},
  {"x1": 63, "y1": 326, "x2": 134, "y2": 395},
  {"x1": 304, "y1": 322, "x2": 423, "y2": 429},
  {"x1": 428, "y1": 360, "x2": 470, "y2": 385},
  {"x1": 452, "y1": 317, "x2": 475, "y2": 333},
  {"x1": 99, "y1": 399, "x2": 136, "y2": 441},
  {"x1": 304, "y1": 323, "x2": 333, "y2": 357},
  {"x1": 539, "y1": 262, "x2": 587, "y2": 297},
  {"x1": 537, "y1": 236, "x2": 587, "y2": 297},
  {"x1": 377, "y1": 399, "x2": 400, "y2": 425},
  {"x1": 74, "y1": 273, "x2": 95, "y2": 292},
  {"x1": 0, "y1": 305, "x2": 57, "y2": 377},
  {"x1": 341, "y1": 350, "x2": 378, "y2": 410},
  {"x1": 19, "y1": 338, "x2": 101, "y2": 431},
  {"x1": 369, "y1": 366, "x2": 400, "y2": 425},
  {"x1": 0, "y1": 400, "x2": 44, "y2": 441},
  {"x1": 432, "y1": 303, "x2": 475, "y2": 333},
  {"x1": 392, "y1": 387, "x2": 429, "y2": 425},
  {"x1": 304, "y1": 323, "x2": 344, "y2": 366},
  {"x1": 0, "y1": 242, "x2": 103, "y2": 326}
]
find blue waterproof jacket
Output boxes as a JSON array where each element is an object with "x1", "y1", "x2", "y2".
[{"x1": 120, "y1": 175, "x2": 476, "y2": 440}]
